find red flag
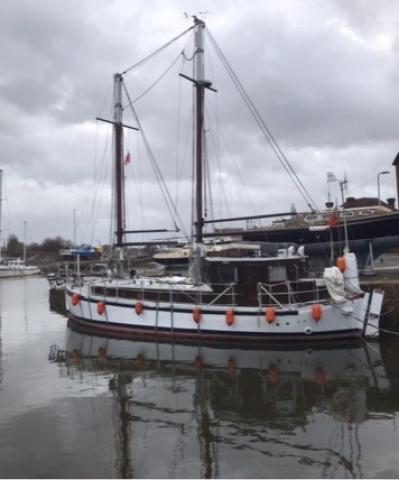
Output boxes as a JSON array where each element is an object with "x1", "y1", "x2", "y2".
[{"x1": 124, "y1": 151, "x2": 131, "y2": 165}]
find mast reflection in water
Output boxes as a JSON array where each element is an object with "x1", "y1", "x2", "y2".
[{"x1": 48, "y1": 323, "x2": 399, "y2": 479}]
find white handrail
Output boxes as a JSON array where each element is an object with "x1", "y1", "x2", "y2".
[
  {"x1": 207, "y1": 283, "x2": 235, "y2": 306},
  {"x1": 257, "y1": 283, "x2": 285, "y2": 309}
]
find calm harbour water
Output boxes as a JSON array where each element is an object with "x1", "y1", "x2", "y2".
[{"x1": 1, "y1": 277, "x2": 399, "y2": 479}]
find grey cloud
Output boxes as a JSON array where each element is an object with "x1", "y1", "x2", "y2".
[{"x1": 0, "y1": 0, "x2": 398, "y2": 242}]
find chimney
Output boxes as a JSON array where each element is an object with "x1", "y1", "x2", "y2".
[
  {"x1": 387, "y1": 197, "x2": 396, "y2": 210},
  {"x1": 392, "y1": 152, "x2": 399, "y2": 205}
]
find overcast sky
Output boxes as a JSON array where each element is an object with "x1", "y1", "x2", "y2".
[{"x1": 1, "y1": 0, "x2": 398, "y2": 245}]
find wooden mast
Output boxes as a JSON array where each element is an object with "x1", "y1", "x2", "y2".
[
  {"x1": 187, "y1": 17, "x2": 216, "y2": 284},
  {"x1": 97, "y1": 75, "x2": 137, "y2": 250},
  {"x1": 113, "y1": 73, "x2": 125, "y2": 247},
  {"x1": 194, "y1": 17, "x2": 205, "y2": 246}
]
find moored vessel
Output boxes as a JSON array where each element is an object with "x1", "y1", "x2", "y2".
[
  {"x1": 66, "y1": 17, "x2": 384, "y2": 342},
  {"x1": 0, "y1": 172, "x2": 40, "y2": 278}
]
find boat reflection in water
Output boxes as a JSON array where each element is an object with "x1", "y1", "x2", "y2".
[{"x1": 49, "y1": 324, "x2": 397, "y2": 478}]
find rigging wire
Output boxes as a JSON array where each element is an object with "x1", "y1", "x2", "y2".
[
  {"x1": 171, "y1": 36, "x2": 194, "y2": 216},
  {"x1": 123, "y1": 52, "x2": 183, "y2": 107},
  {"x1": 122, "y1": 35, "x2": 194, "y2": 236},
  {"x1": 203, "y1": 117, "x2": 232, "y2": 220},
  {"x1": 204, "y1": 129, "x2": 215, "y2": 222},
  {"x1": 122, "y1": 81, "x2": 189, "y2": 240},
  {"x1": 202, "y1": 38, "x2": 218, "y2": 225},
  {"x1": 205, "y1": 29, "x2": 318, "y2": 212},
  {"x1": 174, "y1": 54, "x2": 184, "y2": 213},
  {"x1": 205, "y1": 105, "x2": 257, "y2": 219},
  {"x1": 125, "y1": 132, "x2": 148, "y2": 238},
  {"x1": 174, "y1": 51, "x2": 195, "y2": 227},
  {"x1": 80, "y1": 121, "x2": 112, "y2": 244},
  {"x1": 121, "y1": 25, "x2": 194, "y2": 76},
  {"x1": 90, "y1": 129, "x2": 115, "y2": 244},
  {"x1": 174, "y1": 101, "x2": 193, "y2": 221},
  {"x1": 76, "y1": 87, "x2": 113, "y2": 245}
]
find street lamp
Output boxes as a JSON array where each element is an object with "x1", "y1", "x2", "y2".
[{"x1": 377, "y1": 170, "x2": 390, "y2": 205}]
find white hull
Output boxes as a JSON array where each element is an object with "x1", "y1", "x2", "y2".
[
  {"x1": 0, "y1": 267, "x2": 41, "y2": 278},
  {"x1": 66, "y1": 286, "x2": 376, "y2": 342}
]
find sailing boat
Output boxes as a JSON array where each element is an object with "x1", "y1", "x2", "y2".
[
  {"x1": 66, "y1": 17, "x2": 384, "y2": 342},
  {"x1": 0, "y1": 171, "x2": 40, "y2": 278}
]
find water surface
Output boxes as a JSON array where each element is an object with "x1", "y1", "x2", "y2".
[{"x1": 1, "y1": 277, "x2": 399, "y2": 478}]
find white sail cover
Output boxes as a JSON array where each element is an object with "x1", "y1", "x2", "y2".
[
  {"x1": 323, "y1": 266, "x2": 346, "y2": 303},
  {"x1": 343, "y1": 252, "x2": 362, "y2": 294}
]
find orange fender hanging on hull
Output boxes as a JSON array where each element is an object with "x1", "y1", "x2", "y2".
[
  {"x1": 97, "y1": 301, "x2": 106, "y2": 315},
  {"x1": 312, "y1": 303, "x2": 322, "y2": 322},
  {"x1": 192, "y1": 306, "x2": 202, "y2": 324},
  {"x1": 225, "y1": 309, "x2": 234, "y2": 326},
  {"x1": 336, "y1": 256, "x2": 346, "y2": 272},
  {"x1": 135, "y1": 302, "x2": 144, "y2": 315},
  {"x1": 265, "y1": 307, "x2": 275, "y2": 323},
  {"x1": 71, "y1": 293, "x2": 80, "y2": 306}
]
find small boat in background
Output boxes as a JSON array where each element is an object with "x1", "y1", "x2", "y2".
[
  {"x1": 0, "y1": 257, "x2": 40, "y2": 278},
  {"x1": 59, "y1": 244, "x2": 103, "y2": 259},
  {"x1": 0, "y1": 171, "x2": 40, "y2": 278}
]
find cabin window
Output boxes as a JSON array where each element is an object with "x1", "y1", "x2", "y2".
[
  {"x1": 216, "y1": 264, "x2": 237, "y2": 283},
  {"x1": 342, "y1": 211, "x2": 354, "y2": 217},
  {"x1": 359, "y1": 210, "x2": 374, "y2": 216},
  {"x1": 304, "y1": 214, "x2": 322, "y2": 222},
  {"x1": 268, "y1": 265, "x2": 287, "y2": 282}
]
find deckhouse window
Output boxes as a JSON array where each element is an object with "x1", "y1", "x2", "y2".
[
  {"x1": 359, "y1": 210, "x2": 374, "y2": 216},
  {"x1": 304, "y1": 214, "x2": 322, "y2": 222},
  {"x1": 216, "y1": 264, "x2": 237, "y2": 283},
  {"x1": 268, "y1": 265, "x2": 287, "y2": 282}
]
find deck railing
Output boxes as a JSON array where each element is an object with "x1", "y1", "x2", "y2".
[
  {"x1": 257, "y1": 280, "x2": 326, "y2": 309},
  {"x1": 82, "y1": 277, "x2": 327, "y2": 309}
]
